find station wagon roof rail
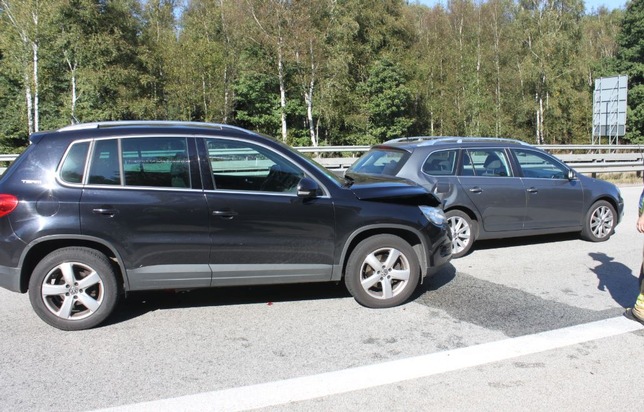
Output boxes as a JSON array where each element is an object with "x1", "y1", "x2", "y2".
[{"x1": 385, "y1": 136, "x2": 530, "y2": 147}]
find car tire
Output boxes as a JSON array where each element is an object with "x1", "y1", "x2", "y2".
[
  {"x1": 581, "y1": 200, "x2": 616, "y2": 242},
  {"x1": 28, "y1": 247, "x2": 119, "y2": 331},
  {"x1": 446, "y1": 210, "x2": 476, "y2": 258},
  {"x1": 345, "y1": 235, "x2": 419, "y2": 308}
]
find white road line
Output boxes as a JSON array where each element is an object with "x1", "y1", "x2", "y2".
[{"x1": 94, "y1": 316, "x2": 643, "y2": 412}]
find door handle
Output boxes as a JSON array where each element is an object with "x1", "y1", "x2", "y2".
[
  {"x1": 92, "y1": 208, "x2": 118, "y2": 217},
  {"x1": 212, "y1": 210, "x2": 238, "y2": 219},
  {"x1": 468, "y1": 187, "x2": 482, "y2": 194},
  {"x1": 527, "y1": 187, "x2": 538, "y2": 194}
]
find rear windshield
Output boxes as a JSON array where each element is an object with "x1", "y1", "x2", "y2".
[{"x1": 347, "y1": 148, "x2": 409, "y2": 176}]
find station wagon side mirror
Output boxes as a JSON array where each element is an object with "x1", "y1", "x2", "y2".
[{"x1": 297, "y1": 177, "x2": 320, "y2": 198}]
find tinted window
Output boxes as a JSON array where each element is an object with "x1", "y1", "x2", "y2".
[
  {"x1": 88, "y1": 139, "x2": 120, "y2": 185},
  {"x1": 422, "y1": 150, "x2": 457, "y2": 175},
  {"x1": 512, "y1": 149, "x2": 567, "y2": 179},
  {"x1": 60, "y1": 142, "x2": 89, "y2": 183},
  {"x1": 460, "y1": 149, "x2": 511, "y2": 177},
  {"x1": 121, "y1": 137, "x2": 189, "y2": 188},
  {"x1": 206, "y1": 139, "x2": 303, "y2": 193}
]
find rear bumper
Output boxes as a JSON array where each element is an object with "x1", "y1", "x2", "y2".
[{"x1": 0, "y1": 265, "x2": 22, "y2": 293}]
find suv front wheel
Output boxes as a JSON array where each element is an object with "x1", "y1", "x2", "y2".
[
  {"x1": 345, "y1": 235, "x2": 420, "y2": 308},
  {"x1": 28, "y1": 247, "x2": 119, "y2": 331}
]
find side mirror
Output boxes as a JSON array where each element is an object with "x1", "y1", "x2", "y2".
[
  {"x1": 567, "y1": 169, "x2": 576, "y2": 180},
  {"x1": 297, "y1": 177, "x2": 320, "y2": 198}
]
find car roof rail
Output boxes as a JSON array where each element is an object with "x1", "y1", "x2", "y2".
[
  {"x1": 58, "y1": 120, "x2": 252, "y2": 133},
  {"x1": 384, "y1": 136, "x2": 442, "y2": 144}
]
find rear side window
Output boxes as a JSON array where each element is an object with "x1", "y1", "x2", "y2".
[
  {"x1": 422, "y1": 150, "x2": 457, "y2": 175},
  {"x1": 460, "y1": 149, "x2": 511, "y2": 177},
  {"x1": 85, "y1": 137, "x2": 190, "y2": 187},
  {"x1": 348, "y1": 148, "x2": 408, "y2": 176},
  {"x1": 59, "y1": 142, "x2": 89, "y2": 183},
  {"x1": 88, "y1": 139, "x2": 120, "y2": 185}
]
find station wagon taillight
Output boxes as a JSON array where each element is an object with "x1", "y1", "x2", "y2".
[{"x1": 0, "y1": 194, "x2": 18, "y2": 217}]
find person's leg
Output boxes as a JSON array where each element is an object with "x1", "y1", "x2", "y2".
[{"x1": 624, "y1": 254, "x2": 644, "y2": 324}]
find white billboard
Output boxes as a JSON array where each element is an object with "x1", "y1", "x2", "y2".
[{"x1": 593, "y1": 75, "x2": 628, "y2": 138}]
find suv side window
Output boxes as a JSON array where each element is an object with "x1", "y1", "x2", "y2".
[
  {"x1": 205, "y1": 138, "x2": 303, "y2": 193},
  {"x1": 121, "y1": 137, "x2": 190, "y2": 188},
  {"x1": 422, "y1": 149, "x2": 457, "y2": 175},
  {"x1": 59, "y1": 142, "x2": 90, "y2": 184},
  {"x1": 460, "y1": 149, "x2": 511, "y2": 177},
  {"x1": 88, "y1": 139, "x2": 121, "y2": 185},
  {"x1": 512, "y1": 148, "x2": 567, "y2": 179}
]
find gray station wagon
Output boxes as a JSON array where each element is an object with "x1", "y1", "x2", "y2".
[{"x1": 346, "y1": 137, "x2": 624, "y2": 258}]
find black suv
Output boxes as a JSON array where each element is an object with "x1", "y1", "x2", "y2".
[
  {"x1": 347, "y1": 137, "x2": 624, "y2": 258},
  {"x1": 0, "y1": 122, "x2": 451, "y2": 330}
]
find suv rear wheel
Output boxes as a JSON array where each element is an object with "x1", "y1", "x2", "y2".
[
  {"x1": 28, "y1": 247, "x2": 119, "y2": 331},
  {"x1": 345, "y1": 235, "x2": 420, "y2": 308}
]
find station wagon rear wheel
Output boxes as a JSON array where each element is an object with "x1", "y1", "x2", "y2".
[
  {"x1": 345, "y1": 235, "x2": 419, "y2": 308},
  {"x1": 581, "y1": 200, "x2": 616, "y2": 242},
  {"x1": 28, "y1": 247, "x2": 119, "y2": 331},
  {"x1": 446, "y1": 210, "x2": 476, "y2": 258}
]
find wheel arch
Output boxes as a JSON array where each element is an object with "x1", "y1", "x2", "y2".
[
  {"x1": 444, "y1": 206, "x2": 480, "y2": 239},
  {"x1": 18, "y1": 236, "x2": 128, "y2": 293},
  {"x1": 337, "y1": 226, "x2": 428, "y2": 282}
]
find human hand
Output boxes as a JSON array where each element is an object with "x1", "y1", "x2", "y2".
[{"x1": 637, "y1": 214, "x2": 644, "y2": 233}]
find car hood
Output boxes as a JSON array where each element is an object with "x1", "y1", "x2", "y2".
[{"x1": 345, "y1": 172, "x2": 441, "y2": 206}]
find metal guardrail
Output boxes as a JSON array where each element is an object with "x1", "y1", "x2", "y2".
[{"x1": 2, "y1": 145, "x2": 644, "y2": 176}]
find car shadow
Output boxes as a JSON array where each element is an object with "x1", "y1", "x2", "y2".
[
  {"x1": 467, "y1": 232, "x2": 579, "y2": 255},
  {"x1": 104, "y1": 265, "x2": 459, "y2": 328},
  {"x1": 588, "y1": 252, "x2": 640, "y2": 308},
  {"x1": 411, "y1": 264, "x2": 458, "y2": 299},
  {"x1": 105, "y1": 282, "x2": 353, "y2": 327}
]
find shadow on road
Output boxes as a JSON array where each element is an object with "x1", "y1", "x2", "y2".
[
  {"x1": 106, "y1": 282, "x2": 353, "y2": 327},
  {"x1": 589, "y1": 252, "x2": 640, "y2": 308},
  {"x1": 469, "y1": 232, "x2": 579, "y2": 255},
  {"x1": 104, "y1": 264, "x2": 459, "y2": 328}
]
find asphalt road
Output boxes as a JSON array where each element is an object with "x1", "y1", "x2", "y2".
[{"x1": 0, "y1": 185, "x2": 643, "y2": 412}]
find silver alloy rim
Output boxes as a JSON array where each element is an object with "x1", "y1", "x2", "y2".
[
  {"x1": 359, "y1": 247, "x2": 410, "y2": 299},
  {"x1": 448, "y1": 216, "x2": 470, "y2": 254},
  {"x1": 40, "y1": 262, "x2": 104, "y2": 320},
  {"x1": 590, "y1": 206, "x2": 614, "y2": 239}
]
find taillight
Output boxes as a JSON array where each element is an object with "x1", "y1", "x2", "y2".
[{"x1": 0, "y1": 194, "x2": 18, "y2": 217}]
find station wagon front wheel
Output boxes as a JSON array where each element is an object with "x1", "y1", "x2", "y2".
[
  {"x1": 28, "y1": 247, "x2": 119, "y2": 331},
  {"x1": 581, "y1": 200, "x2": 616, "y2": 242},
  {"x1": 345, "y1": 235, "x2": 420, "y2": 308}
]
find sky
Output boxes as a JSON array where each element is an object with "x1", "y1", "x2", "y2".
[{"x1": 413, "y1": 0, "x2": 628, "y2": 13}]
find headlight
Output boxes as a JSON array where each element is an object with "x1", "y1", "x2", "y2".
[{"x1": 419, "y1": 205, "x2": 446, "y2": 226}]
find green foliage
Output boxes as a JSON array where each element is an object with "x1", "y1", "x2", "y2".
[
  {"x1": 0, "y1": 0, "x2": 633, "y2": 149},
  {"x1": 358, "y1": 59, "x2": 414, "y2": 143},
  {"x1": 608, "y1": 0, "x2": 644, "y2": 143}
]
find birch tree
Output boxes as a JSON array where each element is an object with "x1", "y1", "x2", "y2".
[{"x1": 0, "y1": 0, "x2": 54, "y2": 134}]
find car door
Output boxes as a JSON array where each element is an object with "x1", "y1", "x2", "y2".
[
  {"x1": 457, "y1": 148, "x2": 526, "y2": 232},
  {"x1": 511, "y1": 148, "x2": 584, "y2": 230},
  {"x1": 200, "y1": 137, "x2": 336, "y2": 286},
  {"x1": 79, "y1": 136, "x2": 212, "y2": 290}
]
